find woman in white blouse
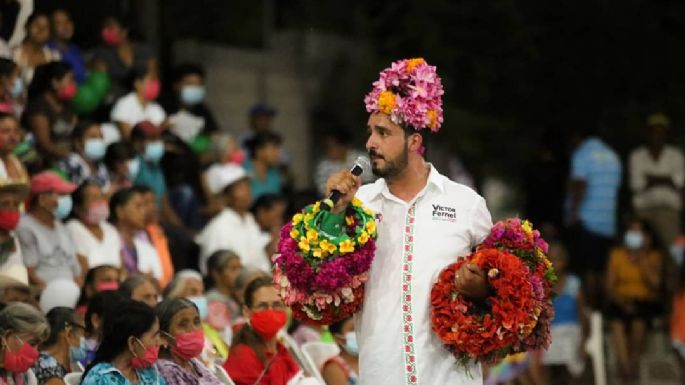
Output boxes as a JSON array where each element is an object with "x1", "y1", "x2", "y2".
[{"x1": 66, "y1": 180, "x2": 122, "y2": 274}]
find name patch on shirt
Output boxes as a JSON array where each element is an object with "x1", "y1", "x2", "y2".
[{"x1": 431, "y1": 204, "x2": 456, "y2": 222}]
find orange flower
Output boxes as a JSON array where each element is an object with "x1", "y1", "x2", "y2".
[
  {"x1": 406, "y1": 58, "x2": 425, "y2": 72},
  {"x1": 377, "y1": 91, "x2": 396, "y2": 114}
]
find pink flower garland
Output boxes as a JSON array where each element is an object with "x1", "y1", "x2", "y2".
[{"x1": 364, "y1": 58, "x2": 445, "y2": 132}]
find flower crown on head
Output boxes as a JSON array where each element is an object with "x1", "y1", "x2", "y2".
[{"x1": 364, "y1": 58, "x2": 444, "y2": 132}]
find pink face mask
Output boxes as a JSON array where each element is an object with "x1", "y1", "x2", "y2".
[
  {"x1": 101, "y1": 26, "x2": 122, "y2": 46},
  {"x1": 57, "y1": 82, "x2": 77, "y2": 101},
  {"x1": 3, "y1": 335, "x2": 39, "y2": 373},
  {"x1": 130, "y1": 338, "x2": 159, "y2": 369},
  {"x1": 168, "y1": 330, "x2": 204, "y2": 360},
  {"x1": 95, "y1": 281, "x2": 119, "y2": 292},
  {"x1": 142, "y1": 79, "x2": 160, "y2": 101},
  {"x1": 85, "y1": 201, "x2": 110, "y2": 225}
]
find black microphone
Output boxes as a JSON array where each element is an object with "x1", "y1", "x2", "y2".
[{"x1": 321, "y1": 156, "x2": 370, "y2": 211}]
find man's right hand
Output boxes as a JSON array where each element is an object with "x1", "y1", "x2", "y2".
[{"x1": 325, "y1": 170, "x2": 362, "y2": 214}]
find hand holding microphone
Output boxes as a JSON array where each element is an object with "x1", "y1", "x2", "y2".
[{"x1": 323, "y1": 156, "x2": 370, "y2": 213}]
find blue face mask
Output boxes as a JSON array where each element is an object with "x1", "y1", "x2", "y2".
[
  {"x1": 624, "y1": 230, "x2": 644, "y2": 250},
  {"x1": 180, "y1": 85, "x2": 206, "y2": 106},
  {"x1": 188, "y1": 296, "x2": 208, "y2": 320},
  {"x1": 83, "y1": 138, "x2": 106, "y2": 161},
  {"x1": 10, "y1": 78, "x2": 23, "y2": 98},
  {"x1": 143, "y1": 141, "x2": 165, "y2": 163},
  {"x1": 69, "y1": 337, "x2": 88, "y2": 363},
  {"x1": 53, "y1": 195, "x2": 73, "y2": 220},
  {"x1": 343, "y1": 331, "x2": 358, "y2": 356},
  {"x1": 127, "y1": 158, "x2": 140, "y2": 179}
]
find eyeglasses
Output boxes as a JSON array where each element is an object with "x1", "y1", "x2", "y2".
[{"x1": 252, "y1": 302, "x2": 286, "y2": 311}]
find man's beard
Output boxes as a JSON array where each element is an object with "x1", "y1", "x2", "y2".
[{"x1": 369, "y1": 146, "x2": 409, "y2": 179}]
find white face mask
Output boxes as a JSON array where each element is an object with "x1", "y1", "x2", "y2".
[
  {"x1": 342, "y1": 331, "x2": 358, "y2": 356},
  {"x1": 624, "y1": 230, "x2": 644, "y2": 250}
]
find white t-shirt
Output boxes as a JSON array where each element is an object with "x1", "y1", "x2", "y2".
[
  {"x1": 630, "y1": 145, "x2": 685, "y2": 210},
  {"x1": 110, "y1": 92, "x2": 166, "y2": 127},
  {"x1": 65, "y1": 219, "x2": 122, "y2": 268},
  {"x1": 196, "y1": 208, "x2": 271, "y2": 274},
  {"x1": 354, "y1": 164, "x2": 492, "y2": 385},
  {"x1": 133, "y1": 233, "x2": 163, "y2": 281}
]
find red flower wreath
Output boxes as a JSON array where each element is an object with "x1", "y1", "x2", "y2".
[{"x1": 431, "y1": 248, "x2": 538, "y2": 365}]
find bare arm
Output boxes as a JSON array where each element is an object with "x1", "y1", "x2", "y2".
[
  {"x1": 30, "y1": 115, "x2": 70, "y2": 158},
  {"x1": 26, "y1": 266, "x2": 46, "y2": 289},
  {"x1": 322, "y1": 361, "x2": 350, "y2": 385}
]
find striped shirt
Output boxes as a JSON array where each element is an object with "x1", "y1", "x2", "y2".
[{"x1": 571, "y1": 137, "x2": 622, "y2": 237}]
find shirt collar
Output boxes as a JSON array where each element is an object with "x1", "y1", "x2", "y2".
[{"x1": 366, "y1": 163, "x2": 445, "y2": 201}]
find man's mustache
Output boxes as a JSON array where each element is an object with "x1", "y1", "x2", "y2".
[{"x1": 368, "y1": 150, "x2": 384, "y2": 160}]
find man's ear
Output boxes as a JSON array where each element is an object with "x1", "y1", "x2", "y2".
[
  {"x1": 242, "y1": 305, "x2": 251, "y2": 320},
  {"x1": 408, "y1": 132, "x2": 423, "y2": 153}
]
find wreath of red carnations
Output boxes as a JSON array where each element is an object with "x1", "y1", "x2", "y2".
[
  {"x1": 431, "y1": 219, "x2": 556, "y2": 366},
  {"x1": 274, "y1": 199, "x2": 378, "y2": 325}
]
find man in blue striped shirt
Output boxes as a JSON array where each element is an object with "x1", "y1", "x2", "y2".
[{"x1": 568, "y1": 127, "x2": 622, "y2": 309}]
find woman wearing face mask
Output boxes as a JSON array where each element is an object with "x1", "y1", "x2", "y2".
[
  {"x1": 66, "y1": 181, "x2": 121, "y2": 273},
  {"x1": 223, "y1": 276, "x2": 300, "y2": 385},
  {"x1": 164, "y1": 271, "x2": 228, "y2": 360},
  {"x1": 93, "y1": 17, "x2": 157, "y2": 102},
  {"x1": 17, "y1": 171, "x2": 80, "y2": 289},
  {"x1": 163, "y1": 63, "x2": 218, "y2": 148},
  {"x1": 322, "y1": 317, "x2": 359, "y2": 385},
  {"x1": 607, "y1": 218, "x2": 664, "y2": 382},
  {"x1": 32, "y1": 307, "x2": 86, "y2": 385},
  {"x1": 74, "y1": 264, "x2": 121, "y2": 316},
  {"x1": 0, "y1": 58, "x2": 25, "y2": 116},
  {"x1": 0, "y1": 303, "x2": 50, "y2": 384},
  {"x1": 110, "y1": 67, "x2": 166, "y2": 141},
  {"x1": 109, "y1": 187, "x2": 163, "y2": 281},
  {"x1": 155, "y1": 298, "x2": 224, "y2": 385},
  {"x1": 21, "y1": 61, "x2": 77, "y2": 162},
  {"x1": 80, "y1": 299, "x2": 166, "y2": 385},
  {"x1": 57, "y1": 121, "x2": 112, "y2": 189}
]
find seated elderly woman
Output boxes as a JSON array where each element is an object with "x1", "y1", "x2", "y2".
[
  {"x1": 164, "y1": 270, "x2": 229, "y2": 361},
  {"x1": 155, "y1": 298, "x2": 224, "y2": 385},
  {"x1": 0, "y1": 303, "x2": 50, "y2": 384}
]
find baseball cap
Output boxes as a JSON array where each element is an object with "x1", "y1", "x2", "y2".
[
  {"x1": 30, "y1": 171, "x2": 77, "y2": 195},
  {"x1": 205, "y1": 163, "x2": 248, "y2": 194}
]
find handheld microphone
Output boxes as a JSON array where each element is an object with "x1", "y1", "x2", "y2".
[{"x1": 321, "y1": 156, "x2": 370, "y2": 211}]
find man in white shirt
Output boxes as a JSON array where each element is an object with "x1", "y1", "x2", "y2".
[
  {"x1": 196, "y1": 163, "x2": 271, "y2": 274},
  {"x1": 629, "y1": 113, "x2": 685, "y2": 245},
  {"x1": 323, "y1": 59, "x2": 492, "y2": 385}
]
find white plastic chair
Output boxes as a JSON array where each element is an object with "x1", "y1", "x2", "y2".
[
  {"x1": 584, "y1": 311, "x2": 606, "y2": 385},
  {"x1": 301, "y1": 341, "x2": 340, "y2": 380},
  {"x1": 213, "y1": 365, "x2": 236, "y2": 385},
  {"x1": 63, "y1": 372, "x2": 82, "y2": 385},
  {"x1": 280, "y1": 333, "x2": 319, "y2": 379}
]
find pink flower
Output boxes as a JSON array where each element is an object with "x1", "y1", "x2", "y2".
[{"x1": 365, "y1": 58, "x2": 444, "y2": 132}]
